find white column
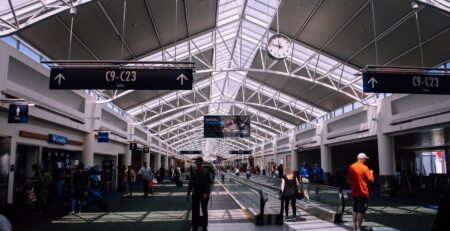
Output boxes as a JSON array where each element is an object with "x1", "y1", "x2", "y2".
[
  {"x1": 291, "y1": 134, "x2": 299, "y2": 172},
  {"x1": 320, "y1": 143, "x2": 332, "y2": 174},
  {"x1": 376, "y1": 98, "x2": 396, "y2": 195},
  {"x1": 7, "y1": 137, "x2": 17, "y2": 204},
  {"x1": 82, "y1": 132, "x2": 95, "y2": 167},
  {"x1": 155, "y1": 153, "x2": 161, "y2": 170},
  {"x1": 164, "y1": 155, "x2": 169, "y2": 169},
  {"x1": 377, "y1": 132, "x2": 396, "y2": 194},
  {"x1": 125, "y1": 148, "x2": 132, "y2": 166}
]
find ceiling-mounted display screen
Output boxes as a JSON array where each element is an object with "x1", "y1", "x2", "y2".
[{"x1": 204, "y1": 116, "x2": 250, "y2": 138}]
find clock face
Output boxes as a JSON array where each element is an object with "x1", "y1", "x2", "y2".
[{"x1": 267, "y1": 34, "x2": 292, "y2": 60}]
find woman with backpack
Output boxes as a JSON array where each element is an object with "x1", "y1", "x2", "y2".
[{"x1": 280, "y1": 168, "x2": 300, "y2": 221}]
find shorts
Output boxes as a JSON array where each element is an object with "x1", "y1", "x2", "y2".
[{"x1": 352, "y1": 197, "x2": 368, "y2": 214}]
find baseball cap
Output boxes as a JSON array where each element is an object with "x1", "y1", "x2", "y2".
[{"x1": 357, "y1": 153, "x2": 369, "y2": 159}]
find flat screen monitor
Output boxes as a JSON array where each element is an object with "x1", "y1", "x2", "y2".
[{"x1": 204, "y1": 115, "x2": 250, "y2": 138}]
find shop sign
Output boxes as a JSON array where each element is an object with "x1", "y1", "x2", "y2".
[
  {"x1": 143, "y1": 146, "x2": 150, "y2": 153},
  {"x1": 48, "y1": 134, "x2": 68, "y2": 145},
  {"x1": 8, "y1": 104, "x2": 28, "y2": 123},
  {"x1": 97, "y1": 131, "x2": 109, "y2": 143}
]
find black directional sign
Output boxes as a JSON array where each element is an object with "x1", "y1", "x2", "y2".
[
  {"x1": 362, "y1": 71, "x2": 450, "y2": 95},
  {"x1": 180, "y1": 150, "x2": 202, "y2": 155},
  {"x1": 49, "y1": 67, "x2": 193, "y2": 90},
  {"x1": 229, "y1": 150, "x2": 252, "y2": 155}
]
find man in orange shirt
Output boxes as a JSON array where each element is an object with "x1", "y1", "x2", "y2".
[{"x1": 347, "y1": 153, "x2": 374, "y2": 231}]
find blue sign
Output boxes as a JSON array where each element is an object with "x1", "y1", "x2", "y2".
[
  {"x1": 8, "y1": 104, "x2": 28, "y2": 123},
  {"x1": 48, "y1": 134, "x2": 68, "y2": 145},
  {"x1": 97, "y1": 132, "x2": 109, "y2": 143},
  {"x1": 362, "y1": 71, "x2": 450, "y2": 94}
]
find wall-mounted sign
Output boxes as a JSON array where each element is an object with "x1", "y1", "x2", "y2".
[
  {"x1": 362, "y1": 70, "x2": 450, "y2": 94},
  {"x1": 296, "y1": 146, "x2": 303, "y2": 152},
  {"x1": 50, "y1": 67, "x2": 193, "y2": 90},
  {"x1": 229, "y1": 150, "x2": 252, "y2": 155},
  {"x1": 8, "y1": 104, "x2": 28, "y2": 123},
  {"x1": 97, "y1": 131, "x2": 109, "y2": 143},
  {"x1": 180, "y1": 150, "x2": 202, "y2": 155},
  {"x1": 143, "y1": 146, "x2": 150, "y2": 153},
  {"x1": 129, "y1": 142, "x2": 137, "y2": 150},
  {"x1": 48, "y1": 134, "x2": 68, "y2": 145}
]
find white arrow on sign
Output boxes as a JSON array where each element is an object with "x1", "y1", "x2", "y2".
[
  {"x1": 177, "y1": 73, "x2": 188, "y2": 86},
  {"x1": 368, "y1": 77, "x2": 378, "y2": 88},
  {"x1": 54, "y1": 73, "x2": 66, "y2": 86}
]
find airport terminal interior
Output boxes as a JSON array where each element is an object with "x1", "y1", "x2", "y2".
[{"x1": 0, "y1": 0, "x2": 449, "y2": 230}]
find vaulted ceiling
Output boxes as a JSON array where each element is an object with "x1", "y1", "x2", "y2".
[{"x1": 1, "y1": 0, "x2": 449, "y2": 157}]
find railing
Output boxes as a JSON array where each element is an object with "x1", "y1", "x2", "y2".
[
  {"x1": 235, "y1": 173, "x2": 346, "y2": 223},
  {"x1": 221, "y1": 173, "x2": 269, "y2": 225}
]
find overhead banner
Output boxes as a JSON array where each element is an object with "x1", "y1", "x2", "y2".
[
  {"x1": 362, "y1": 70, "x2": 450, "y2": 94},
  {"x1": 50, "y1": 67, "x2": 193, "y2": 90},
  {"x1": 180, "y1": 150, "x2": 202, "y2": 155},
  {"x1": 8, "y1": 104, "x2": 28, "y2": 123},
  {"x1": 97, "y1": 131, "x2": 109, "y2": 143},
  {"x1": 229, "y1": 150, "x2": 252, "y2": 155},
  {"x1": 204, "y1": 115, "x2": 251, "y2": 138}
]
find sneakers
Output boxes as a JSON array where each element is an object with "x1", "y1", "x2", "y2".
[{"x1": 70, "y1": 211, "x2": 75, "y2": 215}]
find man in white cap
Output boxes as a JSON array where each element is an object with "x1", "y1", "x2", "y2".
[{"x1": 347, "y1": 153, "x2": 374, "y2": 231}]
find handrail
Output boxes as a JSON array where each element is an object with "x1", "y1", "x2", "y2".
[
  {"x1": 234, "y1": 173, "x2": 346, "y2": 223},
  {"x1": 223, "y1": 173, "x2": 268, "y2": 225}
]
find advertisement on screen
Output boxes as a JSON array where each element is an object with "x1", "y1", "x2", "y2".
[{"x1": 204, "y1": 116, "x2": 250, "y2": 138}]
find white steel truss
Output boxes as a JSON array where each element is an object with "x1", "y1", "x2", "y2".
[{"x1": 1, "y1": 0, "x2": 367, "y2": 154}]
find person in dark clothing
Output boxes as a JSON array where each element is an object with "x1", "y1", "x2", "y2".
[
  {"x1": 71, "y1": 162, "x2": 88, "y2": 214},
  {"x1": 187, "y1": 157, "x2": 213, "y2": 231},
  {"x1": 159, "y1": 166, "x2": 166, "y2": 182},
  {"x1": 278, "y1": 164, "x2": 284, "y2": 179},
  {"x1": 280, "y1": 168, "x2": 299, "y2": 221},
  {"x1": 63, "y1": 167, "x2": 73, "y2": 208},
  {"x1": 30, "y1": 164, "x2": 44, "y2": 215}
]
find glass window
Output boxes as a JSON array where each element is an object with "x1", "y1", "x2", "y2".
[
  {"x1": 18, "y1": 43, "x2": 40, "y2": 63},
  {"x1": 2, "y1": 36, "x2": 17, "y2": 48}
]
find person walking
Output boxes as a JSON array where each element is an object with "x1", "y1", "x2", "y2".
[
  {"x1": 159, "y1": 166, "x2": 166, "y2": 182},
  {"x1": 138, "y1": 162, "x2": 152, "y2": 197},
  {"x1": 71, "y1": 162, "x2": 88, "y2": 215},
  {"x1": 124, "y1": 166, "x2": 136, "y2": 197},
  {"x1": 313, "y1": 163, "x2": 325, "y2": 196},
  {"x1": 299, "y1": 162, "x2": 312, "y2": 202},
  {"x1": 278, "y1": 164, "x2": 284, "y2": 179},
  {"x1": 187, "y1": 157, "x2": 213, "y2": 231},
  {"x1": 280, "y1": 168, "x2": 299, "y2": 221},
  {"x1": 347, "y1": 153, "x2": 374, "y2": 231},
  {"x1": 30, "y1": 164, "x2": 44, "y2": 215}
]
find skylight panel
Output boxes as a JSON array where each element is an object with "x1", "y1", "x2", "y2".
[{"x1": 245, "y1": 14, "x2": 268, "y2": 28}]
